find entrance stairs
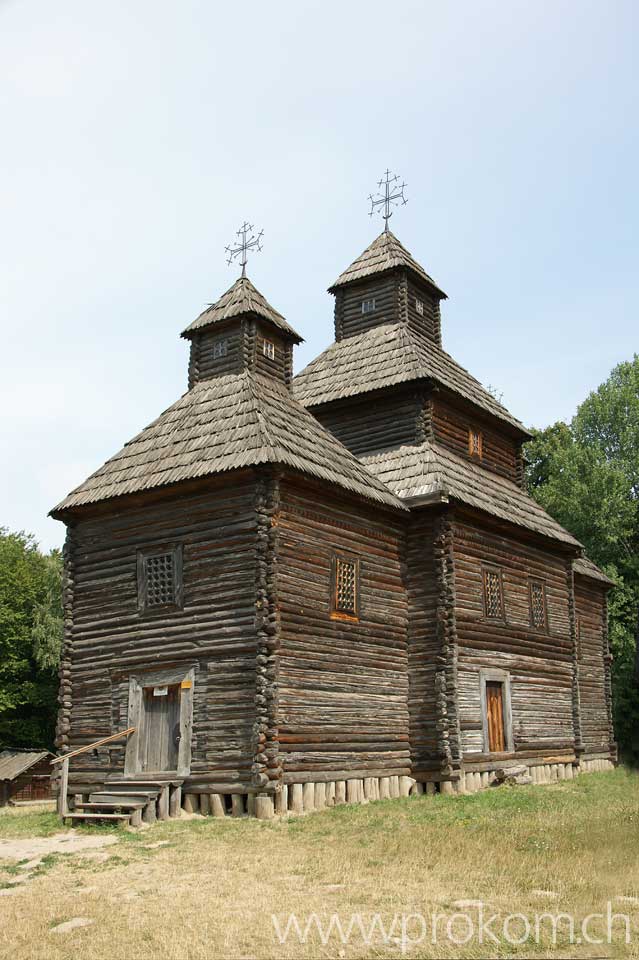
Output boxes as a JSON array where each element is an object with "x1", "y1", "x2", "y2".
[{"x1": 63, "y1": 779, "x2": 184, "y2": 827}]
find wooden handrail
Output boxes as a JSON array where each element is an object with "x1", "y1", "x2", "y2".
[{"x1": 51, "y1": 727, "x2": 136, "y2": 765}]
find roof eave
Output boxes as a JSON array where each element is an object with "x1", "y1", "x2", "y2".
[{"x1": 328, "y1": 263, "x2": 447, "y2": 300}]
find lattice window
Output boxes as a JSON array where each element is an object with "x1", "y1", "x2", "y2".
[
  {"x1": 333, "y1": 556, "x2": 358, "y2": 617},
  {"x1": 262, "y1": 339, "x2": 275, "y2": 360},
  {"x1": 145, "y1": 554, "x2": 176, "y2": 606},
  {"x1": 138, "y1": 546, "x2": 183, "y2": 612},
  {"x1": 415, "y1": 297, "x2": 424, "y2": 315},
  {"x1": 212, "y1": 338, "x2": 228, "y2": 359},
  {"x1": 483, "y1": 567, "x2": 503, "y2": 619},
  {"x1": 469, "y1": 428, "x2": 483, "y2": 459},
  {"x1": 530, "y1": 580, "x2": 547, "y2": 629},
  {"x1": 361, "y1": 298, "x2": 376, "y2": 314}
]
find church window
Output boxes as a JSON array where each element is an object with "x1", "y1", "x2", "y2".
[
  {"x1": 415, "y1": 298, "x2": 424, "y2": 315},
  {"x1": 212, "y1": 338, "x2": 228, "y2": 359},
  {"x1": 530, "y1": 579, "x2": 548, "y2": 630},
  {"x1": 482, "y1": 566, "x2": 504, "y2": 620},
  {"x1": 331, "y1": 555, "x2": 359, "y2": 619},
  {"x1": 361, "y1": 298, "x2": 376, "y2": 314},
  {"x1": 262, "y1": 339, "x2": 275, "y2": 360},
  {"x1": 137, "y1": 545, "x2": 183, "y2": 612},
  {"x1": 468, "y1": 428, "x2": 483, "y2": 459}
]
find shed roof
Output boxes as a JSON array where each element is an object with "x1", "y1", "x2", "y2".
[
  {"x1": 329, "y1": 230, "x2": 447, "y2": 297},
  {"x1": 0, "y1": 751, "x2": 52, "y2": 781},
  {"x1": 52, "y1": 372, "x2": 405, "y2": 515},
  {"x1": 182, "y1": 276, "x2": 303, "y2": 342},
  {"x1": 293, "y1": 322, "x2": 528, "y2": 435},
  {"x1": 360, "y1": 440, "x2": 580, "y2": 547},
  {"x1": 573, "y1": 556, "x2": 615, "y2": 586}
]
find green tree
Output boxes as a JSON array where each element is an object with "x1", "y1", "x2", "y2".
[
  {"x1": 0, "y1": 529, "x2": 63, "y2": 748},
  {"x1": 524, "y1": 355, "x2": 639, "y2": 761}
]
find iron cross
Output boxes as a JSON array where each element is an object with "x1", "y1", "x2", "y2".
[
  {"x1": 369, "y1": 170, "x2": 407, "y2": 231},
  {"x1": 225, "y1": 222, "x2": 264, "y2": 277}
]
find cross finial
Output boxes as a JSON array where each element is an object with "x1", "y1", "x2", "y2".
[
  {"x1": 368, "y1": 169, "x2": 407, "y2": 232},
  {"x1": 225, "y1": 221, "x2": 264, "y2": 277}
]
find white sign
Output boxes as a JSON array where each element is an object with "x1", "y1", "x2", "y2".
[{"x1": 153, "y1": 686, "x2": 168, "y2": 697}]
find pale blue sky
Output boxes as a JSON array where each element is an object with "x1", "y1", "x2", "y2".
[{"x1": 1, "y1": 0, "x2": 637, "y2": 551}]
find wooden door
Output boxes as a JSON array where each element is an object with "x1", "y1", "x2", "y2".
[
  {"x1": 139, "y1": 684, "x2": 181, "y2": 772},
  {"x1": 486, "y1": 681, "x2": 506, "y2": 752}
]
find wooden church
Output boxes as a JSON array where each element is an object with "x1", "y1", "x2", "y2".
[{"x1": 51, "y1": 192, "x2": 616, "y2": 824}]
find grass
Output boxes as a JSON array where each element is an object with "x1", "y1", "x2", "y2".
[{"x1": 0, "y1": 769, "x2": 638, "y2": 959}]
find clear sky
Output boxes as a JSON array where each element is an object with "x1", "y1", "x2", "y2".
[{"x1": 1, "y1": 0, "x2": 637, "y2": 551}]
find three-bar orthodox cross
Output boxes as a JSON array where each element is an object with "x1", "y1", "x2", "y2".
[
  {"x1": 369, "y1": 170, "x2": 407, "y2": 231},
  {"x1": 225, "y1": 222, "x2": 264, "y2": 277}
]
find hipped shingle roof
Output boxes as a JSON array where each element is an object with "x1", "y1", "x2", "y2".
[
  {"x1": 573, "y1": 556, "x2": 614, "y2": 586},
  {"x1": 330, "y1": 230, "x2": 447, "y2": 297},
  {"x1": 182, "y1": 276, "x2": 303, "y2": 342},
  {"x1": 360, "y1": 440, "x2": 580, "y2": 547},
  {"x1": 52, "y1": 373, "x2": 404, "y2": 515},
  {"x1": 293, "y1": 322, "x2": 528, "y2": 434}
]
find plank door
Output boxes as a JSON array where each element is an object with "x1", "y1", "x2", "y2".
[
  {"x1": 139, "y1": 684, "x2": 181, "y2": 772},
  {"x1": 486, "y1": 681, "x2": 506, "y2": 753}
]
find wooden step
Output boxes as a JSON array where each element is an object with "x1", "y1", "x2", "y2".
[
  {"x1": 90, "y1": 792, "x2": 157, "y2": 803},
  {"x1": 76, "y1": 801, "x2": 146, "y2": 811},
  {"x1": 64, "y1": 812, "x2": 131, "y2": 822},
  {"x1": 105, "y1": 779, "x2": 181, "y2": 788}
]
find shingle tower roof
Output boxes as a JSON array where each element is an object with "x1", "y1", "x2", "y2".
[
  {"x1": 329, "y1": 229, "x2": 447, "y2": 298},
  {"x1": 182, "y1": 276, "x2": 303, "y2": 342}
]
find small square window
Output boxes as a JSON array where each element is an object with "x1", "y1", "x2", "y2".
[
  {"x1": 138, "y1": 546, "x2": 183, "y2": 612},
  {"x1": 469, "y1": 428, "x2": 483, "y2": 459},
  {"x1": 483, "y1": 566, "x2": 504, "y2": 620},
  {"x1": 415, "y1": 298, "x2": 424, "y2": 315},
  {"x1": 361, "y1": 298, "x2": 376, "y2": 314},
  {"x1": 332, "y1": 555, "x2": 359, "y2": 619},
  {"x1": 212, "y1": 338, "x2": 228, "y2": 359},
  {"x1": 530, "y1": 580, "x2": 548, "y2": 630},
  {"x1": 262, "y1": 339, "x2": 275, "y2": 360}
]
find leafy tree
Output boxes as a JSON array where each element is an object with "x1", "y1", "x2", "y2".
[
  {"x1": 0, "y1": 529, "x2": 63, "y2": 749},
  {"x1": 524, "y1": 355, "x2": 639, "y2": 761}
]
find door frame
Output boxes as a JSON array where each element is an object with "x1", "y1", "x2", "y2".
[
  {"x1": 124, "y1": 665, "x2": 195, "y2": 777},
  {"x1": 479, "y1": 668, "x2": 514, "y2": 754}
]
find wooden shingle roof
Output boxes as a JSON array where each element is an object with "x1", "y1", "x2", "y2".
[
  {"x1": 52, "y1": 373, "x2": 405, "y2": 515},
  {"x1": 573, "y1": 556, "x2": 614, "y2": 586},
  {"x1": 293, "y1": 322, "x2": 528, "y2": 434},
  {"x1": 0, "y1": 750, "x2": 52, "y2": 781},
  {"x1": 360, "y1": 440, "x2": 580, "y2": 547},
  {"x1": 182, "y1": 276, "x2": 303, "y2": 342},
  {"x1": 329, "y1": 230, "x2": 447, "y2": 297}
]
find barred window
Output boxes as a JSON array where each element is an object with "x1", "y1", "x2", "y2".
[
  {"x1": 262, "y1": 339, "x2": 275, "y2": 360},
  {"x1": 415, "y1": 298, "x2": 424, "y2": 315},
  {"x1": 530, "y1": 580, "x2": 548, "y2": 629},
  {"x1": 138, "y1": 546, "x2": 183, "y2": 612},
  {"x1": 332, "y1": 556, "x2": 359, "y2": 618},
  {"x1": 361, "y1": 298, "x2": 376, "y2": 314},
  {"x1": 212, "y1": 338, "x2": 228, "y2": 359},
  {"x1": 483, "y1": 567, "x2": 504, "y2": 619},
  {"x1": 469, "y1": 428, "x2": 483, "y2": 459}
]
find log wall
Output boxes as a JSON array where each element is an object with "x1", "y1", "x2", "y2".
[
  {"x1": 276, "y1": 478, "x2": 410, "y2": 782},
  {"x1": 312, "y1": 389, "x2": 422, "y2": 456},
  {"x1": 574, "y1": 575, "x2": 615, "y2": 755},
  {"x1": 452, "y1": 514, "x2": 576, "y2": 761},
  {"x1": 59, "y1": 474, "x2": 260, "y2": 794},
  {"x1": 334, "y1": 275, "x2": 398, "y2": 340},
  {"x1": 432, "y1": 397, "x2": 518, "y2": 481}
]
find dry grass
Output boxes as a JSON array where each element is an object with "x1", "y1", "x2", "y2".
[{"x1": 0, "y1": 768, "x2": 638, "y2": 959}]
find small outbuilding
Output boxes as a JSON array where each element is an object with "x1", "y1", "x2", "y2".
[{"x1": 0, "y1": 750, "x2": 54, "y2": 806}]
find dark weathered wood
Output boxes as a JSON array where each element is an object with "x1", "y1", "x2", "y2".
[{"x1": 52, "y1": 230, "x2": 615, "y2": 816}]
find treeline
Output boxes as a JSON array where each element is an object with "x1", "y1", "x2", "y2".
[
  {"x1": 525, "y1": 354, "x2": 639, "y2": 762},
  {"x1": 0, "y1": 529, "x2": 63, "y2": 749}
]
